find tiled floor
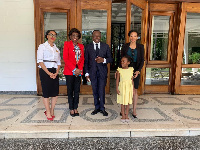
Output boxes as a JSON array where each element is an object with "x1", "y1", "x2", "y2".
[{"x1": 0, "y1": 83, "x2": 200, "y2": 138}]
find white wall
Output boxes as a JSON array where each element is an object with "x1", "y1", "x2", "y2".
[{"x1": 0, "y1": 0, "x2": 36, "y2": 91}]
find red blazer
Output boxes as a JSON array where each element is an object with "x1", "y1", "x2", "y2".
[{"x1": 63, "y1": 40, "x2": 84, "y2": 75}]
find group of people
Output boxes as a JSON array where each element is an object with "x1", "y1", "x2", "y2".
[{"x1": 37, "y1": 28, "x2": 144, "y2": 122}]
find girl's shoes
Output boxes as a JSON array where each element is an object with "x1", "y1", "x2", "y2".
[
  {"x1": 121, "y1": 119, "x2": 126, "y2": 123},
  {"x1": 125, "y1": 119, "x2": 129, "y2": 122}
]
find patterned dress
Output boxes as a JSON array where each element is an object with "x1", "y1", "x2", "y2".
[{"x1": 117, "y1": 67, "x2": 134, "y2": 105}]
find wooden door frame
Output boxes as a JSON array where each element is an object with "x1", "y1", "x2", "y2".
[
  {"x1": 76, "y1": 0, "x2": 112, "y2": 94},
  {"x1": 144, "y1": 3, "x2": 178, "y2": 94},
  {"x1": 126, "y1": 0, "x2": 148, "y2": 95},
  {"x1": 175, "y1": 2, "x2": 200, "y2": 94},
  {"x1": 34, "y1": 0, "x2": 76, "y2": 95}
]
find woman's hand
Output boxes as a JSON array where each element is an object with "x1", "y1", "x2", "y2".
[
  {"x1": 134, "y1": 71, "x2": 140, "y2": 78},
  {"x1": 74, "y1": 68, "x2": 82, "y2": 76},
  {"x1": 48, "y1": 72, "x2": 54, "y2": 79},
  {"x1": 52, "y1": 72, "x2": 58, "y2": 79}
]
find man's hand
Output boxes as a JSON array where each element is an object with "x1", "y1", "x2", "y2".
[
  {"x1": 86, "y1": 76, "x2": 90, "y2": 82},
  {"x1": 95, "y1": 57, "x2": 104, "y2": 63}
]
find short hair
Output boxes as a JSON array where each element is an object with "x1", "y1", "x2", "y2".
[
  {"x1": 128, "y1": 30, "x2": 138, "y2": 37},
  {"x1": 92, "y1": 30, "x2": 101, "y2": 35},
  {"x1": 45, "y1": 30, "x2": 57, "y2": 39},
  {"x1": 68, "y1": 28, "x2": 81, "y2": 39},
  {"x1": 122, "y1": 55, "x2": 131, "y2": 62}
]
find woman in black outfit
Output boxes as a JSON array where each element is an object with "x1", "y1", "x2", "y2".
[{"x1": 121, "y1": 30, "x2": 144, "y2": 118}]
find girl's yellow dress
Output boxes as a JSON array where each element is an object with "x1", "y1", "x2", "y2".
[{"x1": 117, "y1": 67, "x2": 134, "y2": 105}]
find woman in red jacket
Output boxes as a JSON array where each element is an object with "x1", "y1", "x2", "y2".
[{"x1": 63, "y1": 28, "x2": 84, "y2": 117}]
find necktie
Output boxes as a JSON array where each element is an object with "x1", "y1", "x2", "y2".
[{"x1": 96, "y1": 43, "x2": 99, "y2": 56}]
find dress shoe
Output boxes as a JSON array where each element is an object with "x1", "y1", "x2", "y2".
[
  {"x1": 70, "y1": 112, "x2": 75, "y2": 117},
  {"x1": 74, "y1": 113, "x2": 79, "y2": 116},
  {"x1": 100, "y1": 110, "x2": 108, "y2": 116},
  {"x1": 47, "y1": 116, "x2": 54, "y2": 121},
  {"x1": 45, "y1": 111, "x2": 55, "y2": 118},
  {"x1": 91, "y1": 109, "x2": 100, "y2": 115},
  {"x1": 132, "y1": 114, "x2": 137, "y2": 118},
  {"x1": 74, "y1": 110, "x2": 79, "y2": 116},
  {"x1": 44, "y1": 111, "x2": 47, "y2": 116}
]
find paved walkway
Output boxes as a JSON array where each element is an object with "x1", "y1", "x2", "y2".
[{"x1": 0, "y1": 78, "x2": 200, "y2": 138}]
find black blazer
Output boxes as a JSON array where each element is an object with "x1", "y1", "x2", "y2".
[
  {"x1": 121, "y1": 43, "x2": 144, "y2": 72},
  {"x1": 84, "y1": 42, "x2": 113, "y2": 80}
]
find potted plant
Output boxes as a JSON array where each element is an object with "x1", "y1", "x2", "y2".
[
  {"x1": 189, "y1": 52, "x2": 200, "y2": 74},
  {"x1": 189, "y1": 52, "x2": 200, "y2": 64}
]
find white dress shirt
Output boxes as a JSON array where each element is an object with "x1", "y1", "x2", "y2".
[
  {"x1": 93, "y1": 41, "x2": 106, "y2": 64},
  {"x1": 37, "y1": 41, "x2": 61, "y2": 68}
]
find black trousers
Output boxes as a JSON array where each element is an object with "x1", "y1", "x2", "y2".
[
  {"x1": 65, "y1": 75, "x2": 81, "y2": 110},
  {"x1": 91, "y1": 70, "x2": 106, "y2": 111}
]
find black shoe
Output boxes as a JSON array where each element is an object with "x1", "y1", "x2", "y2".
[
  {"x1": 91, "y1": 109, "x2": 100, "y2": 115},
  {"x1": 74, "y1": 113, "x2": 79, "y2": 116},
  {"x1": 132, "y1": 114, "x2": 137, "y2": 118},
  {"x1": 101, "y1": 110, "x2": 108, "y2": 116},
  {"x1": 70, "y1": 112, "x2": 75, "y2": 117}
]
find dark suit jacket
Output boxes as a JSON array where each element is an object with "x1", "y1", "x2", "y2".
[
  {"x1": 84, "y1": 42, "x2": 113, "y2": 80},
  {"x1": 121, "y1": 43, "x2": 144, "y2": 72}
]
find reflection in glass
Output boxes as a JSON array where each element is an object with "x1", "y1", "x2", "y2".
[
  {"x1": 145, "y1": 68, "x2": 169, "y2": 85},
  {"x1": 183, "y1": 13, "x2": 200, "y2": 64},
  {"x1": 44, "y1": 12, "x2": 67, "y2": 85},
  {"x1": 181, "y1": 68, "x2": 200, "y2": 85},
  {"x1": 111, "y1": 3, "x2": 126, "y2": 69},
  {"x1": 150, "y1": 16, "x2": 170, "y2": 61},
  {"x1": 82, "y1": 10, "x2": 107, "y2": 46},
  {"x1": 82, "y1": 10, "x2": 107, "y2": 85},
  {"x1": 131, "y1": 4, "x2": 142, "y2": 43}
]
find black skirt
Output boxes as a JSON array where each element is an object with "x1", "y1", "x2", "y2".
[{"x1": 39, "y1": 68, "x2": 59, "y2": 98}]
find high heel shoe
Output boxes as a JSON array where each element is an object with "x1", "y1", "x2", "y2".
[
  {"x1": 45, "y1": 111, "x2": 55, "y2": 118},
  {"x1": 44, "y1": 111, "x2": 54, "y2": 120},
  {"x1": 47, "y1": 116, "x2": 54, "y2": 121},
  {"x1": 44, "y1": 111, "x2": 47, "y2": 116},
  {"x1": 132, "y1": 114, "x2": 137, "y2": 118}
]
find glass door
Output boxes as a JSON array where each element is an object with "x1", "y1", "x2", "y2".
[
  {"x1": 34, "y1": 0, "x2": 76, "y2": 95},
  {"x1": 34, "y1": 0, "x2": 111, "y2": 95},
  {"x1": 126, "y1": 0, "x2": 148, "y2": 95},
  {"x1": 175, "y1": 3, "x2": 200, "y2": 94},
  {"x1": 144, "y1": 3, "x2": 177, "y2": 94},
  {"x1": 77, "y1": 0, "x2": 112, "y2": 94}
]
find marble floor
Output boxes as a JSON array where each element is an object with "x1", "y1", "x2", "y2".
[{"x1": 0, "y1": 83, "x2": 200, "y2": 138}]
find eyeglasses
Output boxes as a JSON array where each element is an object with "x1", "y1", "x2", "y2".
[{"x1": 48, "y1": 33, "x2": 57, "y2": 37}]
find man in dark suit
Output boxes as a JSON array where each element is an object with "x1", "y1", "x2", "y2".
[{"x1": 84, "y1": 30, "x2": 113, "y2": 116}]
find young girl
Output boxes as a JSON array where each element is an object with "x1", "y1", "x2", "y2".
[{"x1": 116, "y1": 55, "x2": 134, "y2": 122}]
